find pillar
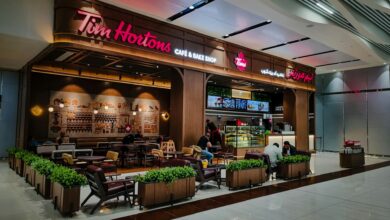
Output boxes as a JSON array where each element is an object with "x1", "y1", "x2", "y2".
[{"x1": 295, "y1": 90, "x2": 309, "y2": 151}]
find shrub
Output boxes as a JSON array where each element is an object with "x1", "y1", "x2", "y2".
[
  {"x1": 31, "y1": 159, "x2": 57, "y2": 176},
  {"x1": 6, "y1": 147, "x2": 19, "y2": 155},
  {"x1": 22, "y1": 152, "x2": 41, "y2": 166},
  {"x1": 50, "y1": 166, "x2": 87, "y2": 188},
  {"x1": 226, "y1": 159, "x2": 266, "y2": 171},
  {"x1": 15, "y1": 150, "x2": 27, "y2": 159},
  {"x1": 135, "y1": 166, "x2": 196, "y2": 183},
  {"x1": 279, "y1": 155, "x2": 310, "y2": 164}
]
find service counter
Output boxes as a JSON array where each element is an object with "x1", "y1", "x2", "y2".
[{"x1": 266, "y1": 134, "x2": 315, "y2": 151}]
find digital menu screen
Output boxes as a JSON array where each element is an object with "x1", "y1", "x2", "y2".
[
  {"x1": 235, "y1": 99, "x2": 247, "y2": 110},
  {"x1": 223, "y1": 98, "x2": 235, "y2": 109},
  {"x1": 207, "y1": 96, "x2": 223, "y2": 108},
  {"x1": 247, "y1": 100, "x2": 269, "y2": 112}
]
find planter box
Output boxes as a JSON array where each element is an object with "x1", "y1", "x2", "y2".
[
  {"x1": 8, "y1": 154, "x2": 15, "y2": 170},
  {"x1": 52, "y1": 182, "x2": 81, "y2": 215},
  {"x1": 340, "y1": 152, "x2": 365, "y2": 168},
  {"x1": 35, "y1": 172, "x2": 52, "y2": 199},
  {"x1": 24, "y1": 164, "x2": 36, "y2": 186},
  {"x1": 279, "y1": 162, "x2": 310, "y2": 179},
  {"x1": 15, "y1": 159, "x2": 24, "y2": 176},
  {"x1": 226, "y1": 167, "x2": 267, "y2": 189},
  {"x1": 138, "y1": 177, "x2": 195, "y2": 209}
]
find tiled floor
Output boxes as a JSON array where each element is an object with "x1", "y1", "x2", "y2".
[{"x1": 0, "y1": 152, "x2": 388, "y2": 220}]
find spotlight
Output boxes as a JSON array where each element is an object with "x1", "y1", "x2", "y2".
[
  {"x1": 48, "y1": 106, "x2": 54, "y2": 112},
  {"x1": 132, "y1": 111, "x2": 137, "y2": 116},
  {"x1": 104, "y1": 105, "x2": 109, "y2": 110},
  {"x1": 59, "y1": 103, "x2": 65, "y2": 108},
  {"x1": 93, "y1": 109, "x2": 98, "y2": 114}
]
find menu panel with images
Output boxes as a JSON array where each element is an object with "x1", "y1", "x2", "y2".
[
  {"x1": 48, "y1": 91, "x2": 160, "y2": 138},
  {"x1": 235, "y1": 99, "x2": 247, "y2": 110},
  {"x1": 222, "y1": 98, "x2": 235, "y2": 109},
  {"x1": 207, "y1": 96, "x2": 223, "y2": 108}
]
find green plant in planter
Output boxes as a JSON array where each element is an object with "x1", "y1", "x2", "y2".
[
  {"x1": 15, "y1": 150, "x2": 28, "y2": 159},
  {"x1": 31, "y1": 159, "x2": 57, "y2": 176},
  {"x1": 279, "y1": 155, "x2": 310, "y2": 164},
  {"x1": 135, "y1": 166, "x2": 196, "y2": 183},
  {"x1": 6, "y1": 147, "x2": 20, "y2": 155},
  {"x1": 226, "y1": 159, "x2": 266, "y2": 171},
  {"x1": 50, "y1": 166, "x2": 87, "y2": 188},
  {"x1": 22, "y1": 152, "x2": 41, "y2": 166}
]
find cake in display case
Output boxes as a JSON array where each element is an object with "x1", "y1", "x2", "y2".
[{"x1": 225, "y1": 125, "x2": 265, "y2": 149}]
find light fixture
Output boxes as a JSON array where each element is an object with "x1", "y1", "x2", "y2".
[
  {"x1": 222, "y1": 20, "x2": 272, "y2": 39},
  {"x1": 48, "y1": 106, "x2": 54, "y2": 112},
  {"x1": 189, "y1": 5, "x2": 195, "y2": 10},
  {"x1": 115, "y1": 64, "x2": 123, "y2": 68},
  {"x1": 132, "y1": 111, "x2": 137, "y2": 116},
  {"x1": 30, "y1": 105, "x2": 44, "y2": 117},
  {"x1": 316, "y1": 3, "x2": 334, "y2": 14},
  {"x1": 167, "y1": 0, "x2": 215, "y2": 21},
  {"x1": 104, "y1": 105, "x2": 109, "y2": 110},
  {"x1": 59, "y1": 102, "x2": 65, "y2": 108},
  {"x1": 138, "y1": 108, "x2": 142, "y2": 112},
  {"x1": 156, "y1": 65, "x2": 159, "y2": 69},
  {"x1": 161, "y1": 112, "x2": 170, "y2": 121},
  {"x1": 93, "y1": 109, "x2": 99, "y2": 114}
]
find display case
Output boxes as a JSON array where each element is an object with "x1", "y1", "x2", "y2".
[{"x1": 224, "y1": 125, "x2": 265, "y2": 149}]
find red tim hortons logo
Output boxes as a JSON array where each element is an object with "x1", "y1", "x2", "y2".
[
  {"x1": 234, "y1": 52, "x2": 247, "y2": 71},
  {"x1": 77, "y1": 10, "x2": 171, "y2": 53}
]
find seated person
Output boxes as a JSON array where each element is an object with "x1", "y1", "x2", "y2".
[
  {"x1": 264, "y1": 143, "x2": 283, "y2": 170},
  {"x1": 56, "y1": 131, "x2": 69, "y2": 145},
  {"x1": 134, "y1": 130, "x2": 143, "y2": 140},
  {"x1": 197, "y1": 132, "x2": 214, "y2": 164},
  {"x1": 122, "y1": 133, "x2": 135, "y2": 144},
  {"x1": 282, "y1": 141, "x2": 297, "y2": 156}
]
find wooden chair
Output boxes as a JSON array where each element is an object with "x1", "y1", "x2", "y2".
[
  {"x1": 62, "y1": 153, "x2": 87, "y2": 171},
  {"x1": 185, "y1": 157, "x2": 221, "y2": 191},
  {"x1": 181, "y1": 147, "x2": 194, "y2": 157},
  {"x1": 214, "y1": 144, "x2": 235, "y2": 164},
  {"x1": 100, "y1": 151, "x2": 119, "y2": 175},
  {"x1": 161, "y1": 140, "x2": 175, "y2": 153},
  {"x1": 82, "y1": 165, "x2": 136, "y2": 214}
]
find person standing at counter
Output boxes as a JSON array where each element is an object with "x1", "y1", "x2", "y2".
[
  {"x1": 197, "y1": 132, "x2": 214, "y2": 164},
  {"x1": 264, "y1": 143, "x2": 283, "y2": 170},
  {"x1": 282, "y1": 141, "x2": 297, "y2": 156}
]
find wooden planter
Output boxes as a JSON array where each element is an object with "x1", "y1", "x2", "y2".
[
  {"x1": 340, "y1": 152, "x2": 365, "y2": 168},
  {"x1": 226, "y1": 167, "x2": 267, "y2": 189},
  {"x1": 24, "y1": 164, "x2": 36, "y2": 186},
  {"x1": 35, "y1": 172, "x2": 52, "y2": 199},
  {"x1": 8, "y1": 154, "x2": 15, "y2": 170},
  {"x1": 15, "y1": 159, "x2": 24, "y2": 176},
  {"x1": 278, "y1": 162, "x2": 310, "y2": 179},
  {"x1": 138, "y1": 177, "x2": 195, "y2": 209},
  {"x1": 52, "y1": 182, "x2": 81, "y2": 215}
]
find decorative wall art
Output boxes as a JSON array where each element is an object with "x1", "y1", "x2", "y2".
[{"x1": 48, "y1": 91, "x2": 160, "y2": 138}]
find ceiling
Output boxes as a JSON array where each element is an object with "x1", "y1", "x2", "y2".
[{"x1": 100, "y1": 0, "x2": 390, "y2": 74}]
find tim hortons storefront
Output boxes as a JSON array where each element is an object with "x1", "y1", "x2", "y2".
[{"x1": 17, "y1": 0, "x2": 315, "y2": 151}]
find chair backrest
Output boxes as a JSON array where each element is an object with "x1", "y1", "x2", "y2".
[
  {"x1": 36, "y1": 145, "x2": 56, "y2": 154},
  {"x1": 182, "y1": 147, "x2": 194, "y2": 156},
  {"x1": 151, "y1": 149, "x2": 164, "y2": 158},
  {"x1": 62, "y1": 153, "x2": 74, "y2": 165},
  {"x1": 106, "y1": 150, "x2": 119, "y2": 161},
  {"x1": 161, "y1": 140, "x2": 175, "y2": 152},
  {"x1": 85, "y1": 165, "x2": 108, "y2": 197},
  {"x1": 190, "y1": 145, "x2": 202, "y2": 159},
  {"x1": 58, "y1": 143, "x2": 76, "y2": 151}
]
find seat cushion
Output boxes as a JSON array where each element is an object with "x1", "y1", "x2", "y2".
[
  {"x1": 203, "y1": 170, "x2": 217, "y2": 179},
  {"x1": 107, "y1": 181, "x2": 134, "y2": 195}
]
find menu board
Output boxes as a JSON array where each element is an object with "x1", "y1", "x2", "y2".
[
  {"x1": 235, "y1": 99, "x2": 247, "y2": 110},
  {"x1": 247, "y1": 100, "x2": 269, "y2": 112},
  {"x1": 222, "y1": 98, "x2": 235, "y2": 109},
  {"x1": 207, "y1": 96, "x2": 223, "y2": 108},
  {"x1": 48, "y1": 91, "x2": 160, "y2": 138}
]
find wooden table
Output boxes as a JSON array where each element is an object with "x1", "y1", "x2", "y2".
[
  {"x1": 164, "y1": 151, "x2": 184, "y2": 159},
  {"x1": 77, "y1": 156, "x2": 106, "y2": 164}
]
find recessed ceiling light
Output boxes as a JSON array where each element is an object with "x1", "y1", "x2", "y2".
[
  {"x1": 86, "y1": 63, "x2": 90, "y2": 66},
  {"x1": 135, "y1": 72, "x2": 139, "y2": 75},
  {"x1": 140, "y1": 73, "x2": 144, "y2": 76},
  {"x1": 104, "y1": 55, "x2": 108, "y2": 58},
  {"x1": 316, "y1": 3, "x2": 334, "y2": 14},
  {"x1": 189, "y1": 5, "x2": 195, "y2": 10},
  {"x1": 115, "y1": 64, "x2": 123, "y2": 68},
  {"x1": 156, "y1": 65, "x2": 159, "y2": 69}
]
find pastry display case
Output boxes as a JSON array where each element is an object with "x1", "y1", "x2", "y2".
[{"x1": 224, "y1": 125, "x2": 265, "y2": 149}]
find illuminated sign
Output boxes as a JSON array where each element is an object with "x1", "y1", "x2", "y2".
[
  {"x1": 77, "y1": 10, "x2": 171, "y2": 53},
  {"x1": 260, "y1": 69, "x2": 285, "y2": 78},
  {"x1": 174, "y1": 49, "x2": 217, "y2": 63},
  {"x1": 287, "y1": 69, "x2": 314, "y2": 83},
  {"x1": 234, "y1": 52, "x2": 247, "y2": 71}
]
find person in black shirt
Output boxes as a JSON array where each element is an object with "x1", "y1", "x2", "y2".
[
  {"x1": 282, "y1": 141, "x2": 297, "y2": 156},
  {"x1": 197, "y1": 132, "x2": 213, "y2": 164},
  {"x1": 122, "y1": 133, "x2": 135, "y2": 144}
]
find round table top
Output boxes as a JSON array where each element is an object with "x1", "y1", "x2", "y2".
[{"x1": 77, "y1": 156, "x2": 106, "y2": 161}]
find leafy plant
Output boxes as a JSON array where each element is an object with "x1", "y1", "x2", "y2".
[
  {"x1": 50, "y1": 166, "x2": 87, "y2": 188},
  {"x1": 135, "y1": 166, "x2": 196, "y2": 183},
  {"x1": 226, "y1": 159, "x2": 266, "y2": 171},
  {"x1": 6, "y1": 147, "x2": 20, "y2": 155},
  {"x1": 31, "y1": 159, "x2": 57, "y2": 176},
  {"x1": 279, "y1": 155, "x2": 310, "y2": 164},
  {"x1": 22, "y1": 152, "x2": 41, "y2": 165},
  {"x1": 15, "y1": 150, "x2": 28, "y2": 159}
]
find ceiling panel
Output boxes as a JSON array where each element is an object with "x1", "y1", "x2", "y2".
[
  {"x1": 317, "y1": 60, "x2": 367, "y2": 73},
  {"x1": 297, "y1": 51, "x2": 357, "y2": 67},
  {"x1": 267, "y1": 39, "x2": 334, "y2": 60}
]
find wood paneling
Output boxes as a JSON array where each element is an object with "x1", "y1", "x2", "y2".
[{"x1": 295, "y1": 90, "x2": 310, "y2": 151}]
